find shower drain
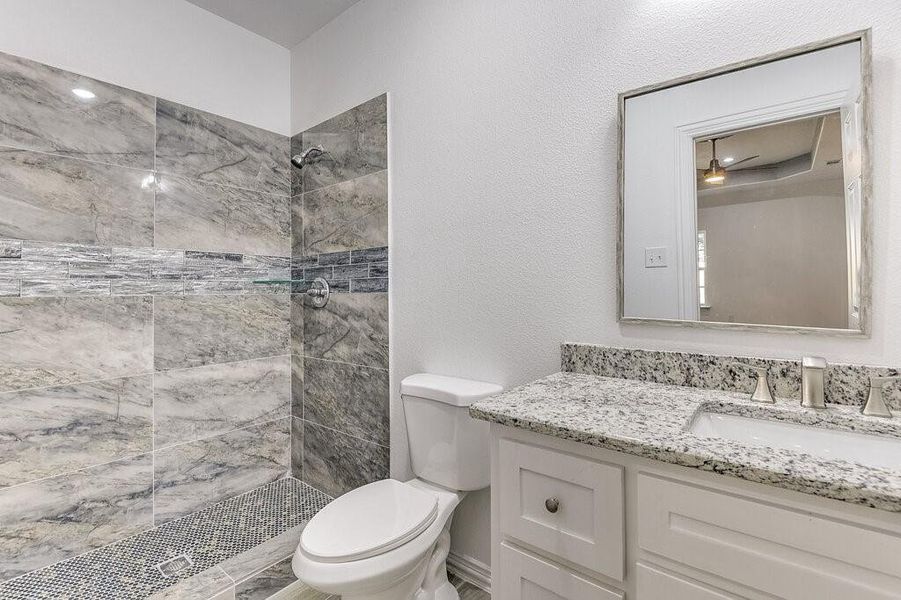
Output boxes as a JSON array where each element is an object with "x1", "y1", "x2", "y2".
[{"x1": 155, "y1": 554, "x2": 194, "y2": 578}]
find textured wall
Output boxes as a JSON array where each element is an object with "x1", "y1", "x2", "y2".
[
  {"x1": 290, "y1": 0, "x2": 901, "y2": 568},
  {"x1": 0, "y1": 51, "x2": 292, "y2": 580},
  {"x1": 289, "y1": 95, "x2": 390, "y2": 498}
]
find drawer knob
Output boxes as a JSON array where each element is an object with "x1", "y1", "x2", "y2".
[{"x1": 545, "y1": 497, "x2": 560, "y2": 513}]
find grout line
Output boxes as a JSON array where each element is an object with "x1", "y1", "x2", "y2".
[
  {"x1": 301, "y1": 419, "x2": 389, "y2": 449},
  {"x1": 299, "y1": 168, "x2": 388, "y2": 197},
  {"x1": 152, "y1": 415, "x2": 290, "y2": 453},
  {"x1": 0, "y1": 352, "x2": 292, "y2": 398},
  {"x1": 155, "y1": 353, "x2": 291, "y2": 376},
  {"x1": 0, "y1": 142, "x2": 155, "y2": 173},
  {"x1": 301, "y1": 354, "x2": 388, "y2": 372},
  {"x1": 151, "y1": 292, "x2": 156, "y2": 526},
  {"x1": 0, "y1": 449, "x2": 154, "y2": 492}
]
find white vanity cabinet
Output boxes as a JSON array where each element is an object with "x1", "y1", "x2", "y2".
[{"x1": 490, "y1": 425, "x2": 901, "y2": 600}]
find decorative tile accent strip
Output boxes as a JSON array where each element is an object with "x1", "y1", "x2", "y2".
[
  {"x1": 0, "y1": 239, "x2": 290, "y2": 297},
  {"x1": 0, "y1": 478, "x2": 331, "y2": 600},
  {"x1": 291, "y1": 246, "x2": 388, "y2": 294},
  {"x1": 561, "y1": 343, "x2": 901, "y2": 409}
]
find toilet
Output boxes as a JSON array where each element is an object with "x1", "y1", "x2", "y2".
[{"x1": 292, "y1": 373, "x2": 503, "y2": 600}]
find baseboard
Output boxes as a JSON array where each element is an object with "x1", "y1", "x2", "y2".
[{"x1": 447, "y1": 551, "x2": 491, "y2": 592}]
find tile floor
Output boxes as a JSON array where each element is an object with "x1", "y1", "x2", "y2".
[{"x1": 0, "y1": 475, "x2": 491, "y2": 600}]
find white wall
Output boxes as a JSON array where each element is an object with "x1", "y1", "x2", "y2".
[
  {"x1": 290, "y1": 0, "x2": 901, "y2": 568},
  {"x1": 0, "y1": 0, "x2": 290, "y2": 134}
]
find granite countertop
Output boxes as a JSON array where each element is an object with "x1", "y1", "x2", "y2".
[{"x1": 469, "y1": 372, "x2": 901, "y2": 512}]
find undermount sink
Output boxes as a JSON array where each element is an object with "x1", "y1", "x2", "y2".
[{"x1": 689, "y1": 412, "x2": 901, "y2": 471}]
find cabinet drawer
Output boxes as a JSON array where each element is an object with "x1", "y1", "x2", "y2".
[
  {"x1": 497, "y1": 543, "x2": 623, "y2": 600},
  {"x1": 498, "y1": 439, "x2": 624, "y2": 580},
  {"x1": 636, "y1": 563, "x2": 741, "y2": 600},
  {"x1": 637, "y1": 474, "x2": 901, "y2": 600}
]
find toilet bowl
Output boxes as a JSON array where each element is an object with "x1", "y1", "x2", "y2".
[{"x1": 293, "y1": 374, "x2": 503, "y2": 600}]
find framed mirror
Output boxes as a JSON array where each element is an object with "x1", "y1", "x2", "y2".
[{"x1": 618, "y1": 31, "x2": 871, "y2": 335}]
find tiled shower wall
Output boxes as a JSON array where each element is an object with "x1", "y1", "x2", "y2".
[
  {"x1": 290, "y1": 95, "x2": 391, "y2": 497},
  {"x1": 0, "y1": 52, "x2": 293, "y2": 580}
]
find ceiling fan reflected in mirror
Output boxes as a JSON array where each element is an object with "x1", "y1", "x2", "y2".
[{"x1": 701, "y1": 136, "x2": 760, "y2": 185}]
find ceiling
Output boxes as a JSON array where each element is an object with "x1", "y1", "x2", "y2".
[
  {"x1": 186, "y1": 0, "x2": 362, "y2": 48},
  {"x1": 695, "y1": 113, "x2": 842, "y2": 170}
]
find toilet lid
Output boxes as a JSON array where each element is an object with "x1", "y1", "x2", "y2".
[{"x1": 301, "y1": 479, "x2": 439, "y2": 563}]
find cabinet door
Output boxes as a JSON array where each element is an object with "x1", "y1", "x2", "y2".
[
  {"x1": 637, "y1": 474, "x2": 901, "y2": 599},
  {"x1": 636, "y1": 563, "x2": 743, "y2": 600},
  {"x1": 496, "y1": 543, "x2": 623, "y2": 600},
  {"x1": 498, "y1": 439, "x2": 624, "y2": 580}
]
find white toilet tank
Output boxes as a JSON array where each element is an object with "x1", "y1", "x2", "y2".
[{"x1": 400, "y1": 374, "x2": 503, "y2": 492}]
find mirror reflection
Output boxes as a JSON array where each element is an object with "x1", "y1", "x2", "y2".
[{"x1": 621, "y1": 37, "x2": 866, "y2": 332}]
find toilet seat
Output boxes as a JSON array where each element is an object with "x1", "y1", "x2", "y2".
[{"x1": 301, "y1": 479, "x2": 439, "y2": 563}]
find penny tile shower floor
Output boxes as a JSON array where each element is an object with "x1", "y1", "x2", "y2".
[
  {"x1": 0, "y1": 477, "x2": 492, "y2": 599},
  {"x1": 0, "y1": 478, "x2": 331, "y2": 599}
]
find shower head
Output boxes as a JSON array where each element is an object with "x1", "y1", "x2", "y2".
[{"x1": 291, "y1": 145, "x2": 326, "y2": 169}]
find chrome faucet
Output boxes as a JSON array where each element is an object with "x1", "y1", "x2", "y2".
[
  {"x1": 861, "y1": 376, "x2": 901, "y2": 418},
  {"x1": 731, "y1": 362, "x2": 775, "y2": 403},
  {"x1": 800, "y1": 356, "x2": 827, "y2": 409}
]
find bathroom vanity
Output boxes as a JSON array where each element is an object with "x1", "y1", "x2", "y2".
[{"x1": 471, "y1": 371, "x2": 901, "y2": 600}]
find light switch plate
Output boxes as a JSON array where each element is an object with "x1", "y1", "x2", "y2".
[{"x1": 645, "y1": 247, "x2": 667, "y2": 268}]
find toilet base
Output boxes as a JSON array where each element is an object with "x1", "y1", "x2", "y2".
[{"x1": 344, "y1": 522, "x2": 459, "y2": 600}]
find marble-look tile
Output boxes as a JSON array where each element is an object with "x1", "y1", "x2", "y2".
[
  {"x1": 291, "y1": 294, "x2": 304, "y2": 356},
  {"x1": 114, "y1": 246, "x2": 185, "y2": 275},
  {"x1": 154, "y1": 295, "x2": 290, "y2": 370},
  {"x1": 291, "y1": 195, "x2": 304, "y2": 257},
  {"x1": 0, "y1": 259, "x2": 67, "y2": 279},
  {"x1": 154, "y1": 356, "x2": 290, "y2": 449},
  {"x1": 291, "y1": 416, "x2": 304, "y2": 479},
  {"x1": 242, "y1": 255, "x2": 291, "y2": 279},
  {"x1": 20, "y1": 240, "x2": 111, "y2": 263},
  {"x1": 0, "y1": 51, "x2": 155, "y2": 169},
  {"x1": 290, "y1": 133, "x2": 304, "y2": 197},
  {"x1": 155, "y1": 99, "x2": 289, "y2": 196},
  {"x1": 0, "y1": 453, "x2": 153, "y2": 580},
  {"x1": 234, "y1": 558, "x2": 308, "y2": 600},
  {"x1": 219, "y1": 523, "x2": 304, "y2": 584},
  {"x1": 0, "y1": 239, "x2": 22, "y2": 258},
  {"x1": 449, "y1": 573, "x2": 491, "y2": 600},
  {"x1": 0, "y1": 478, "x2": 329, "y2": 599},
  {"x1": 112, "y1": 279, "x2": 184, "y2": 296},
  {"x1": 303, "y1": 421, "x2": 389, "y2": 498},
  {"x1": 304, "y1": 358, "x2": 389, "y2": 446},
  {"x1": 147, "y1": 566, "x2": 234, "y2": 600},
  {"x1": 303, "y1": 170, "x2": 388, "y2": 254},
  {"x1": 0, "y1": 296, "x2": 153, "y2": 392},
  {"x1": 153, "y1": 418, "x2": 290, "y2": 523},
  {"x1": 350, "y1": 246, "x2": 388, "y2": 264},
  {"x1": 0, "y1": 280, "x2": 18, "y2": 297},
  {"x1": 304, "y1": 293, "x2": 387, "y2": 369},
  {"x1": 19, "y1": 278, "x2": 110, "y2": 296},
  {"x1": 292, "y1": 354, "x2": 304, "y2": 419},
  {"x1": 156, "y1": 175, "x2": 290, "y2": 257},
  {"x1": 0, "y1": 375, "x2": 152, "y2": 487},
  {"x1": 300, "y1": 94, "x2": 387, "y2": 193},
  {"x1": 0, "y1": 149, "x2": 154, "y2": 246},
  {"x1": 350, "y1": 277, "x2": 388, "y2": 293}
]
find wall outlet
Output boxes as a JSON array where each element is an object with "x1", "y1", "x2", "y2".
[{"x1": 645, "y1": 246, "x2": 667, "y2": 268}]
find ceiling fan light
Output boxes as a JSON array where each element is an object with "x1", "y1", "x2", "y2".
[{"x1": 703, "y1": 159, "x2": 726, "y2": 185}]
